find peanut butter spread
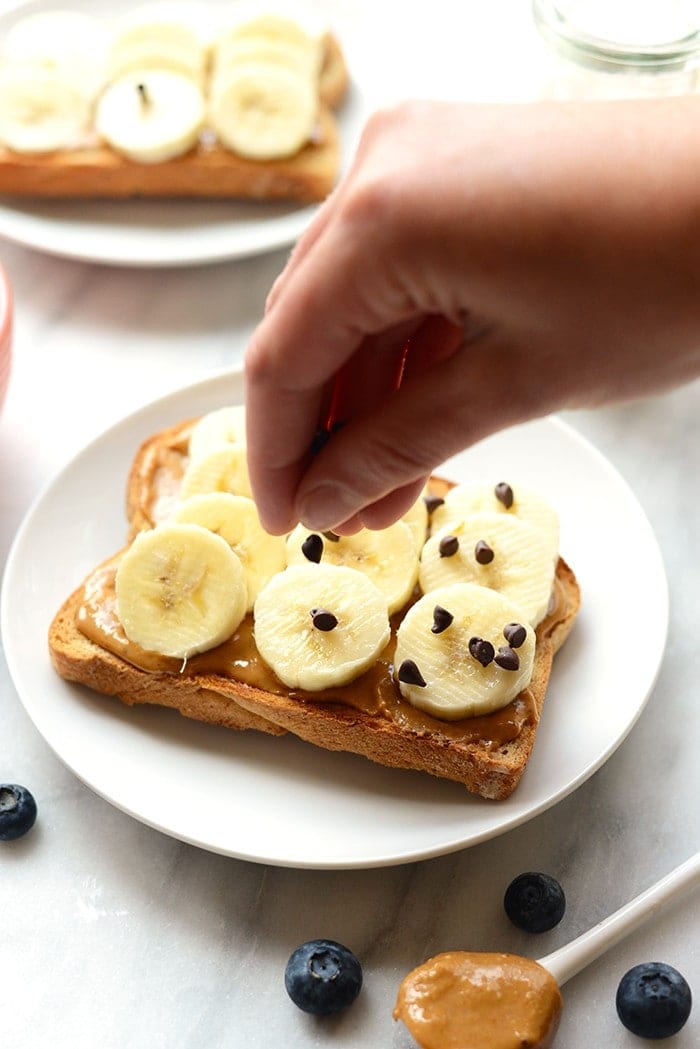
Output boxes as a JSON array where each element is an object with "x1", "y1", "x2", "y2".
[
  {"x1": 78, "y1": 425, "x2": 566, "y2": 748},
  {"x1": 393, "y1": 951, "x2": 563, "y2": 1049}
]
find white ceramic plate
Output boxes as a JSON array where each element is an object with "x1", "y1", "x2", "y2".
[
  {"x1": 0, "y1": 0, "x2": 371, "y2": 267},
  {"x1": 1, "y1": 369, "x2": 668, "y2": 868}
]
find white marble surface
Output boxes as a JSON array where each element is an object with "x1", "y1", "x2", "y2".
[{"x1": 0, "y1": 2, "x2": 698, "y2": 1047}]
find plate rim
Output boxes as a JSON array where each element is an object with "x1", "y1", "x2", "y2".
[{"x1": 1, "y1": 366, "x2": 670, "y2": 868}]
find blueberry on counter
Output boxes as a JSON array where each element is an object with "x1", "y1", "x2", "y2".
[
  {"x1": 616, "y1": 961, "x2": 692, "y2": 1039},
  {"x1": 503, "y1": 871, "x2": 566, "y2": 933},
  {"x1": 0, "y1": 784, "x2": 37, "y2": 841},
  {"x1": 284, "y1": 939, "x2": 362, "y2": 1016}
]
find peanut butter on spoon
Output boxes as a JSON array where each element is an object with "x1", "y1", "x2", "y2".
[
  {"x1": 393, "y1": 951, "x2": 561, "y2": 1049},
  {"x1": 394, "y1": 852, "x2": 700, "y2": 1049}
]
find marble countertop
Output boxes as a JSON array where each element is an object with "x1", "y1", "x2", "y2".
[{"x1": 0, "y1": 2, "x2": 698, "y2": 1047}]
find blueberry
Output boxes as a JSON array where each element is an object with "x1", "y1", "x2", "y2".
[
  {"x1": 0, "y1": 784, "x2": 37, "y2": 841},
  {"x1": 503, "y1": 871, "x2": 565, "y2": 933},
  {"x1": 284, "y1": 939, "x2": 362, "y2": 1016},
  {"x1": 616, "y1": 961, "x2": 692, "y2": 1039}
]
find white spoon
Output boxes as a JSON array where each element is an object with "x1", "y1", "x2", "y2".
[{"x1": 541, "y1": 850, "x2": 700, "y2": 984}]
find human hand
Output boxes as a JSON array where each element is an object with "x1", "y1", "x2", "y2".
[{"x1": 245, "y1": 97, "x2": 700, "y2": 535}]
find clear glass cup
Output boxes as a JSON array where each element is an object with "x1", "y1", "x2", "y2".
[{"x1": 532, "y1": 0, "x2": 700, "y2": 98}]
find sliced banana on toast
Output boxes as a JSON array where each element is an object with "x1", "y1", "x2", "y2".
[
  {"x1": 95, "y1": 70, "x2": 205, "y2": 163},
  {"x1": 170, "y1": 492, "x2": 286, "y2": 610},
  {"x1": 0, "y1": 63, "x2": 95, "y2": 153},
  {"x1": 286, "y1": 521, "x2": 419, "y2": 615},
  {"x1": 115, "y1": 521, "x2": 248, "y2": 660},
  {"x1": 431, "y1": 481, "x2": 560, "y2": 564},
  {"x1": 107, "y1": 5, "x2": 208, "y2": 83},
  {"x1": 179, "y1": 443, "x2": 253, "y2": 500},
  {"x1": 187, "y1": 405, "x2": 247, "y2": 464},
  {"x1": 395, "y1": 582, "x2": 536, "y2": 720},
  {"x1": 419, "y1": 511, "x2": 554, "y2": 626},
  {"x1": 253, "y1": 562, "x2": 391, "y2": 690},
  {"x1": 1, "y1": 10, "x2": 110, "y2": 96},
  {"x1": 208, "y1": 9, "x2": 323, "y2": 160},
  {"x1": 400, "y1": 488, "x2": 430, "y2": 553},
  {"x1": 208, "y1": 60, "x2": 318, "y2": 160}
]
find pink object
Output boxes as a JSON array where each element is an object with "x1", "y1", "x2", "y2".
[{"x1": 0, "y1": 264, "x2": 12, "y2": 412}]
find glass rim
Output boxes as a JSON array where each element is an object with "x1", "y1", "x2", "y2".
[{"x1": 532, "y1": 0, "x2": 700, "y2": 71}]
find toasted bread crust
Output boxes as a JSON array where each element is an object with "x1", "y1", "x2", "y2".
[
  {"x1": 0, "y1": 35, "x2": 348, "y2": 202},
  {"x1": 48, "y1": 413, "x2": 581, "y2": 800}
]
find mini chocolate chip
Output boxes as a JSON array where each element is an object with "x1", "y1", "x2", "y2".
[
  {"x1": 503, "y1": 622, "x2": 527, "y2": 648},
  {"x1": 301, "y1": 533, "x2": 323, "y2": 563},
  {"x1": 323, "y1": 530, "x2": 340, "y2": 542},
  {"x1": 431, "y1": 605, "x2": 454, "y2": 634},
  {"x1": 439, "y1": 534, "x2": 459, "y2": 558},
  {"x1": 397, "y1": 659, "x2": 427, "y2": 687},
  {"x1": 469, "y1": 637, "x2": 495, "y2": 667},
  {"x1": 474, "y1": 539, "x2": 494, "y2": 564},
  {"x1": 495, "y1": 482, "x2": 514, "y2": 509},
  {"x1": 494, "y1": 646, "x2": 520, "y2": 671},
  {"x1": 423, "y1": 495, "x2": 445, "y2": 515},
  {"x1": 310, "y1": 608, "x2": 338, "y2": 631},
  {"x1": 310, "y1": 427, "x2": 331, "y2": 455}
]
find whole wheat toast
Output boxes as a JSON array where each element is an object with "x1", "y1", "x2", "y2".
[
  {"x1": 48, "y1": 415, "x2": 581, "y2": 800},
  {"x1": 0, "y1": 34, "x2": 348, "y2": 203}
]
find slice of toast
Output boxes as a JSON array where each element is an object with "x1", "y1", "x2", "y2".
[
  {"x1": 0, "y1": 35, "x2": 348, "y2": 202},
  {"x1": 48, "y1": 415, "x2": 581, "y2": 800}
]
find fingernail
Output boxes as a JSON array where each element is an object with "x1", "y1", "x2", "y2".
[{"x1": 299, "y1": 484, "x2": 357, "y2": 530}]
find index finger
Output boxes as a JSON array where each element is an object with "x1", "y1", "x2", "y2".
[{"x1": 244, "y1": 222, "x2": 417, "y2": 533}]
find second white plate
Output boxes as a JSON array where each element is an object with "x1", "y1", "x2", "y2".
[
  {"x1": 0, "y1": 0, "x2": 372, "y2": 267},
  {"x1": 1, "y1": 369, "x2": 668, "y2": 868}
]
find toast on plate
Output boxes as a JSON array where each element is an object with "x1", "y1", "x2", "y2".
[
  {"x1": 0, "y1": 24, "x2": 349, "y2": 202},
  {"x1": 48, "y1": 412, "x2": 581, "y2": 800}
]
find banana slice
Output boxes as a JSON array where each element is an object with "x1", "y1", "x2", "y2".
[
  {"x1": 170, "y1": 493, "x2": 286, "y2": 610},
  {"x1": 213, "y1": 36, "x2": 319, "y2": 81},
  {"x1": 187, "y1": 405, "x2": 247, "y2": 464},
  {"x1": 0, "y1": 63, "x2": 94, "y2": 153},
  {"x1": 95, "y1": 70, "x2": 204, "y2": 163},
  {"x1": 431, "y1": 481, "x2": 560, "y2": 564},
  {"x1": 286, "y1": 521, "x2": 419, "y2": 615},
  {"x1": 212, "y1": 12, "x2": 324, "y2": 84},
  {"x1": 394, "y1": 582, "x2": 536, "y2": 720},
  {"x1": 419, "y1": 512, "x2": 554, "y2": 626},
  {"x1": 115, "y1": 522, "x2": 247, "y2": 660},
  {"x1": 208, "y1": 60, "x2": 318, "y2": 160},
  {"x1": 107, "y1": 5, "x2": 207, "y2": 82},
  {"x1": 253, "y1": 563, "x2": 391, "y2": 690},
  {"x1": 1, "y1": 10, "x2": 110, "y2": 95},
  {"x1": 179, "y1": 443, "x2": 253, "y2": 500},
  {"x1": 401, "y1": 488, "x2": 430, "y2": 553}
]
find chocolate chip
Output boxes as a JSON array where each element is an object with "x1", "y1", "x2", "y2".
[
  {"x1": 439, "y1": 534, "x2": 459, "y2": 558},
  {"x1": 301, "y1": 533, "x2": 323, "y2": 563},
  {"x1": 503, "y1": 622, "x2": 527, "y2": 648},
  {"x1": 310, "y1": 608, "x2": 338, "y2": 631},
  {"x1": 494, "y1": 646, "x2": 520, "y2": 671},
  {"x1": 423, "y1": 495, "x2": 445, "y2": 515},
  {"x1": 431, "y1": 605, "x2": 454, "y2": 634},
  {"x1": 469, "y1": 637, "x2": 495, "y2": 667},
  {"x1": 495, "y1": 482, "x2": 514, "y2": 509},
  {"x1": 310, "y1": 427, "x2": 331, "y2": 455},
  {"x1": 474, "y1": 539, "x2": 494, "y2": 564},
  {"x1": 323, "y1": 530, "x2": 340, "y2": 542},
  {"x1": 397, "y1": 659, "x2": 427, "y2": 687}
]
